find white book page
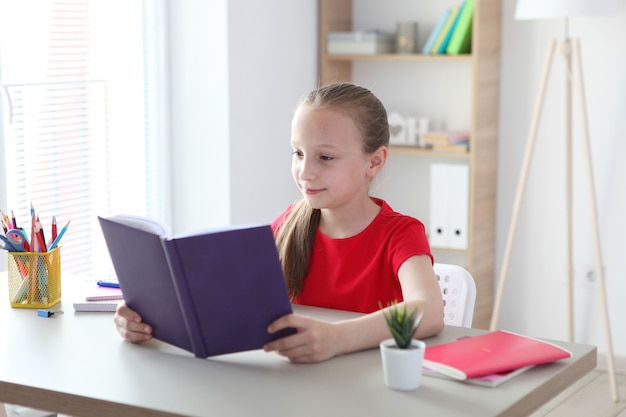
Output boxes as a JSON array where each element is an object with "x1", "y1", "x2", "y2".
[{"x1": 105, "y1": 214, "x2": 171, "y2": 237}]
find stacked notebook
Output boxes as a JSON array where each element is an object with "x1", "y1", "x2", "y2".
[
  {"x1": 423, "y1": 330, "x2": 572, "y2": 387},
  {"x1": 73, "y1": 283, "x2": 123, "y2": 312}
]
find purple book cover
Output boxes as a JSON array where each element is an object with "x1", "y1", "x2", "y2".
[
  {"x1": 99, "y1": 217, "x2": 294, "y2": 358},
  {"x1": 162, "y1": 225, "x2": 294, "y2": 357},
  {"x1": 98, "y1": 216, "x2": 193, "y2": 353}
]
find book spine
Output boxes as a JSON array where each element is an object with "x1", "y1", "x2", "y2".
[{"x1": 162, "y1": 238, "x2": 208, "y2": 358}]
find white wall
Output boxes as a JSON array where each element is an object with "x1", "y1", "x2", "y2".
[
  {"x1": 497, "y1": 0, "x2": 626, "y2": 369},
  {"x1": 168, "y1": 0, "x2": 231, "y2": 233},
  {"x1": 168, "y1": 0, "x2": 314, "y2": 234},
  {"x1": 227, "y1": 0, "x2": 315, "y2": 225}
]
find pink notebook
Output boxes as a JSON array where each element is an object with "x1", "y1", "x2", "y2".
[
  {"x1": 85, "y1": 285, "x2": 123, "y2": 301},
  {"x1": 424, "y1": 330, "x2": 572, "y2": 380}
]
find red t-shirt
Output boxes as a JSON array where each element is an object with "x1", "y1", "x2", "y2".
[{"x1": 271, "y1": 198, "x2": 432, "y2": 313}]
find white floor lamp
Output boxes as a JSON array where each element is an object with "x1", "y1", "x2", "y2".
[{"x1": 489, "y1": 0, "x2": 620, "y2": 402}]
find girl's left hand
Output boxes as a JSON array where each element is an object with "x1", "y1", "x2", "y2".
[{"x1": 263, "y1": 314, "x2": 342, "y2": 363}]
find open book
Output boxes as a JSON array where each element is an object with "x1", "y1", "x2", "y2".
[
  {"x1": 98, "y1": 215, "x2": 295, "y2": 358},
  {"x1": 423, "y1": 330, "x2": 572, "y2": 387}
]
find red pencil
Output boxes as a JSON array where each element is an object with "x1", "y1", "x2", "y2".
[
  {"x1": 51, "y1": 216, "x2": 57, "y2": 241},
  {"x1": 36, "y1": 216, "x2": 47, "y2": 252},
  {"x1": 22, "y1": 232, "x2": 31, "y2": 252}
]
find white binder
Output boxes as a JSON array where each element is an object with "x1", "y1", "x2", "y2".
[
  {"x1": 447, "y1": 164, "x2": 469, "y2": 249},
  {"x1": 429, "y1": 164, "x2": 469, "y2": 249},
  {"x1": 429, "y1": 164, "x2": 450, "y2": 248}
]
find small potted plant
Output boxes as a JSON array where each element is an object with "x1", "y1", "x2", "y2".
[{"x1": 379, "y1": 301, "x2": 426, "y2": 391}]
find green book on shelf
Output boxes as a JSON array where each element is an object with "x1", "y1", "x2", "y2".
[
  {"x1": 431, "y1": 6, "x2": 459, "y2": 55},
  {"x1": 446, "y1": 0, "x2": 474, "y2": 55}
]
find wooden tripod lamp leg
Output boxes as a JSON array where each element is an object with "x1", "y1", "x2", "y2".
[
  {"x1": 571, "y1": 37, "x2": 619, "y2": 403},
  {"x1": 565, "y1": 39, "x2": 575, "y2": 344},
  {"x1": 490, "y1": 39, "x2": 559, "y2": 331}
]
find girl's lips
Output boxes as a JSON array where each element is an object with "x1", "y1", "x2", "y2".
[{"x1": 303, "y1": 187, "x2": 324, "y2": 195}]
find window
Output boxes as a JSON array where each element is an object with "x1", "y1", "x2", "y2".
[{"x1": 0, "y1": 0, "x2": 169, "y2": 278}]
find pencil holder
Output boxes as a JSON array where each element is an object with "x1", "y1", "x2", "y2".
[{"x1": 8, "y1": 247, "x2": 62, "y2": 308}]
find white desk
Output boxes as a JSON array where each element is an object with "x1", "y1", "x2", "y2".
[{"x1": 0, "y1": 283, "x2": 596, "y2": 417}]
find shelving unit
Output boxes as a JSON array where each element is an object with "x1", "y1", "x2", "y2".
[{"x1": 319, "y1": 0, "x2": 501, "y2": 329}]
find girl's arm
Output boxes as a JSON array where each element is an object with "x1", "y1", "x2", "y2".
[{"x1": 264, "y1": 254, "x2": 444, "y2": 363}]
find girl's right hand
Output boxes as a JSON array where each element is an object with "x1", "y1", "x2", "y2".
[{"x1": 113, "y1": 301, "x2": 153, "y2": 343}]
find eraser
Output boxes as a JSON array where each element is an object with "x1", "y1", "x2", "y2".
[{"x1": 37, "y1": 309, "x2": 63, "y2": 318}]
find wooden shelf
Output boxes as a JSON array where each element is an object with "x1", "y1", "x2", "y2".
[
  {"x1": 389, "y1": 146, "x2": 470, "y2": 159},
  {"x1": 324, "y1": 53, "x2": 473, "y2": 62}
]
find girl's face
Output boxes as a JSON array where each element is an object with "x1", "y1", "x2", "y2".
[{"x1": 290, "y1": 103, "x2": 384, "y2": 211}]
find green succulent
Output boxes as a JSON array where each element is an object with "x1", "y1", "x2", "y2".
[{"x1": 381, "y1": 301, "x2": 423, "y2": 349}]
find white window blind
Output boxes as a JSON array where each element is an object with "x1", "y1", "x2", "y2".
[{"x1": 0, "y1": 0, "x2": 168, "y2": 278}]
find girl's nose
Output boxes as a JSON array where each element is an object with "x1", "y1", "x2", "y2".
[{"x1": 295, "y1": 157, "x2": 316, "y2": 181}]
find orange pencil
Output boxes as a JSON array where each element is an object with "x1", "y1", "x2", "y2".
[{"x1": 0, "y1": 209, "x2": 8, "y2": 234}]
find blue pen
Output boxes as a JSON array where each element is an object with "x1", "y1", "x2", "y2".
[
  {"x1": 97, "y1": 280, "x2": 120, "y2": 288},
  {"x1": 48, "y1": 220, "x2": 70, "y2": 250}
]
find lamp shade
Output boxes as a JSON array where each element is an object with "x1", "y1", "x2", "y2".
[{"x1": 515, "y1": 0, "x2": 621, "y2": 20}]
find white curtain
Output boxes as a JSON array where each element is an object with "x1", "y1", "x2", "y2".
[{"x1": 0, "y1": 0, "x2": 169, "y2": 278}]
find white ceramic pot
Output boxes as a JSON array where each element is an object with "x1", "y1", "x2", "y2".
[{"x1": 379, "y1": 338, "x2": 426, "y2": 391}]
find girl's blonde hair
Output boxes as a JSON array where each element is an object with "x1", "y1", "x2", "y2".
[{"x1": 275, "y1": 82, "x2": 389, "y2": 297}]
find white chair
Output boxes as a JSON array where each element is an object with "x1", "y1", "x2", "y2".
[{"x1": 433, "y1": 263, "x2": 476, "y2": 328}]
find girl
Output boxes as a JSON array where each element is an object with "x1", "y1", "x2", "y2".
[{"x1": 114, "y1": 82, "x2": 444, "y2": 363}]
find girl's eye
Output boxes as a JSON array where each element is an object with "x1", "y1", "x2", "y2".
[
  {"x1": 292, "y1": 150, "x2": 303, "y2": 157},
  {"x1": 320, "y1": 155, "x2": 334, "y2": 161}
]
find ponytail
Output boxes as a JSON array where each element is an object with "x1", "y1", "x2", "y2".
[{"x1": 275, "y1": 199, "x2": 320, "y2": 297}]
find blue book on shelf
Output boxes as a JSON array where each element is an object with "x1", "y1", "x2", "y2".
[
  {"x1": 422, "y1": 9, "x2": 451, "y2": 55},
  {"x1": 437, "y1": 1, "x2": 465, "y2": 54},
  {"x1": 431, "y1": 6, "x2": 460, "y2": 55}
]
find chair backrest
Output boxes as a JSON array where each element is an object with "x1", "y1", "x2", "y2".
[{"x1": 433, "y1": 263, "x2": 476, "y2": 327}]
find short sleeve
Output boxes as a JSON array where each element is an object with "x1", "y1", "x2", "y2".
[{"x1": 385, "y1": 217, "x2": 433, "y2": 276}]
